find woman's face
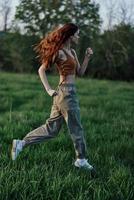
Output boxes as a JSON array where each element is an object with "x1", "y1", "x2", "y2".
[{"x1": 70, "y1": 29, "x2": 80, "y2": 44}]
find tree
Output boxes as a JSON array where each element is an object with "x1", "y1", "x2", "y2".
[
  {"x1": 90, "y1": 23, "x2": 134, "y2": 80},
  {"x1": 0, "y1": 0, "x2": 11, "y2": 31},
  {"x1": 0, "y1": 31, "x2": 39, "y2": 72},
  {"x1": 15, "y1": 0, "x2": 101, "y2": 36},
  {"x1": 15, "y1": 0, "x2": 63, "y2": 36}
]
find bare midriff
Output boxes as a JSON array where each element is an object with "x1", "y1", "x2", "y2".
[{"x1": 59, "y1": 74, "x2": 75, "y2": 84}]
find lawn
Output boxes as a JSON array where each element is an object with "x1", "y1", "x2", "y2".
[{"x1": 0, "y1": 72, "x2": 133, "y2": 200}]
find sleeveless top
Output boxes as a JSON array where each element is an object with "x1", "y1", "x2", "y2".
[{"x1": 55, "y1": 49, "x2": 77, "y2": 77}]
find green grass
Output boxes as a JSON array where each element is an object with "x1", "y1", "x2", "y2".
[{"x1": 0, "y1": 72, "x2": 134, "y2": 200}]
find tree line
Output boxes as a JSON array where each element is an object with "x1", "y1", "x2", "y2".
[{"x1": 0, "y1": 0, "x2": 134, "y2": 80}]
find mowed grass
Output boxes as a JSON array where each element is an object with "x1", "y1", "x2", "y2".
[{"x1": 0, "y1": 72, "x2": 133, "y2": 200}]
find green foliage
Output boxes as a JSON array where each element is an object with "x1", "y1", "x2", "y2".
[
  {"x1": 0, "y1": 31, "x2": 39, "y2": 72},
  {"x1": 0, "y1": 72, "x2": 134, "y2": 200},
  {"x1": 15, "y1": 0, "x2": 101, "y2": 37},
  {"x1": 1, "y1": 2, "x2": 134, "y2": 80},
  {"x1": 0, "y1": 32, "x2": 13, "y2": 71},
  {"x1": 90, "y1": 23, "x2": 134, "y2": 80}
]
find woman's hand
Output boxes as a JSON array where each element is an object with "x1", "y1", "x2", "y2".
[
  {"x1": 85, "y1": 47, "x2": 93, "y2": 58},
  {"x1": 46, "y1": 88, "x2": 58, "y2": 97}
]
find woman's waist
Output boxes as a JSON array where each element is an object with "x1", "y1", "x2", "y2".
[
  {"x1": 59, "y1": 74, "x2": 75, "y2": 84},
  {"x1": 58, "y1": 77, "x2": 76, "y2": 92}
]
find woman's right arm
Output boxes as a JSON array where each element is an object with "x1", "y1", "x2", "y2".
[{"x1": 38, "y1": 64, "x2": 58, "y2": 97}]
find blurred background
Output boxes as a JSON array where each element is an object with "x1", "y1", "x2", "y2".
[{"x1": 0, "y1": 0, "x2": 134, "y2": 81}]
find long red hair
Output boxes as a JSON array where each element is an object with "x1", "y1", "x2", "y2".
[{"x1": 34, "y1": 23, "x2": 79, "y2": 69}]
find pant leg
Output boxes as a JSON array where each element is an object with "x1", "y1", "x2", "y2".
[
  {"x1": 62, "y1": 108, "x2": 87, "y2": 159},
  {"x1": 23, "y1": 98, "x2": 64, "y2": 146},
  {"x1": 59, "y1": 84, "x2": 87, "y2": 159}
]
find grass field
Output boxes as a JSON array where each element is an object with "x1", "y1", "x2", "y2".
[{"x1": 0, "y1": 72, "x2": 133, "y2": 200}]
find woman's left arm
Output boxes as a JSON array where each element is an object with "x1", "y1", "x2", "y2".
[{"x1": 72, "y1": 48, "x2": 93, "y2": 76}]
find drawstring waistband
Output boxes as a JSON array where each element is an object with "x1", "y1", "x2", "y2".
[
  {"x1": 58, "y1": 83, "x2": 76, "y2": 92},
  {"x1": 54, "y1": 82, "x2": 76, "y2": 93}
]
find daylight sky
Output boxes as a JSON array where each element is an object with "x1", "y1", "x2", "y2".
[
  {"x1": 0, "y1": 0, "x2": 134, "y2": 31},
  {"x1": 94, "y1": 0, "x2": 134, "y2": 29}
]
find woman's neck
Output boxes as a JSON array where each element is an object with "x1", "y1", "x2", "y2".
[{"x1": 63, "y1": 39, "x2": 71, "y2": 50}]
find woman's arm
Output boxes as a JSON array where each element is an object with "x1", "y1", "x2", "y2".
[
  {"x1": 38, "y1": 64, "x2": 58, "y2": 96},
  {"x1": 72, "y1": 48, "x2": 93, "y2": 77}
]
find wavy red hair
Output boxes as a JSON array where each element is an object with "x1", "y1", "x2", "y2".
[{"x1": 34, "y1": 23, "x2": 79, "y2": 69}]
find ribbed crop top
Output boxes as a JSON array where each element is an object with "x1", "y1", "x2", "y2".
[{"x1": 55, "y1": 49, "x2": 77, "y2": 76}]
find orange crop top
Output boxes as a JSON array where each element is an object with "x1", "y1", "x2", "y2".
[{"x1": 55, "y1": 49, "x2": 77, "y2": 76}]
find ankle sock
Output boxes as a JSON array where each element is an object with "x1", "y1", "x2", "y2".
[{"x1": 76, "y1": 158, "x2": 87, "y2": 165}]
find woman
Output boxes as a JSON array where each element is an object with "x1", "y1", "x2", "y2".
[{"x1": 11, "y1": 23, "x2": 94, "y2": 172}]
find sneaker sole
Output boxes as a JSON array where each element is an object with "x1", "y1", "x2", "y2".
[
  {"x1": 11, "y1": 139, "x2": 17, "y2": 161},
  {"x1": 74, "y1": 161, "x2": 93, "y2": 170}
]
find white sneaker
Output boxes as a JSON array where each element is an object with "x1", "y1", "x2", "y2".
[
  {"x1": 74, "y1": 158, "x2": 94, "y2": 170},
  {"x1": 11, "y1": 139, "x2": 23, "y2": 160}
]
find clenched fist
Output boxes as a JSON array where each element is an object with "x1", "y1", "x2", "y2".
[{"x1": 85, "y1": 47, "x2": 93, "y2": 58}]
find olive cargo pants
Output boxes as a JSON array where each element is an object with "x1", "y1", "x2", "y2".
[{"x1": 23, "y1": 84, "x2": 87, "y2": 159}]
